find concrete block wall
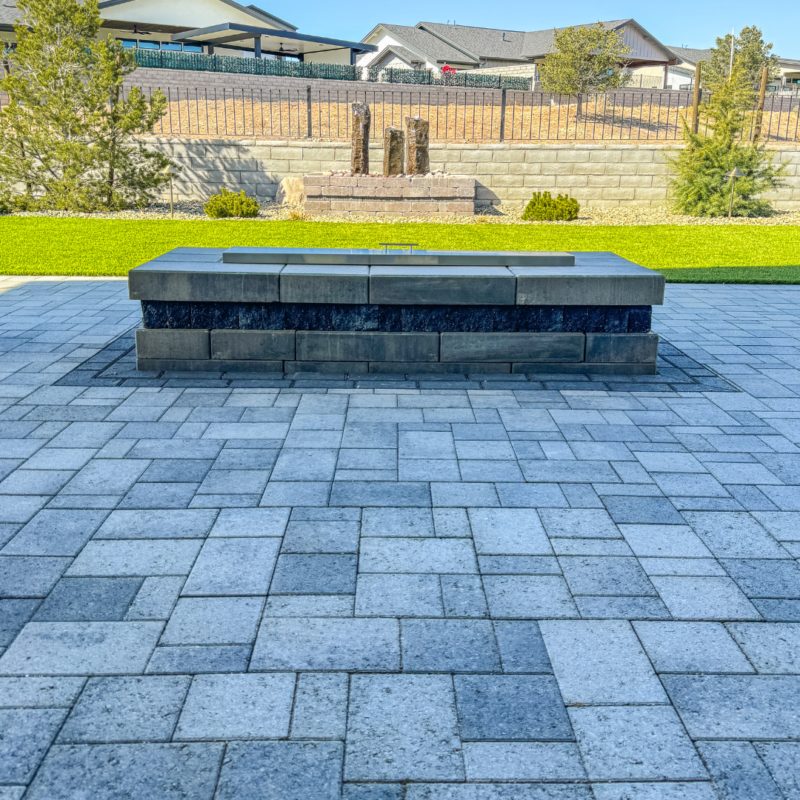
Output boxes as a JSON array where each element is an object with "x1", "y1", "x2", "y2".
[
  {"x1": 125, "y1": 67, "x2": 504, "y2": 101},
  {"x1": 144, "y1": 139, "x2": 800, "y2": 210}
]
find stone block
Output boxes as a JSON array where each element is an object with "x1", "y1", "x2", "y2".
[
  {"x1": 284, "y1": 360, "x2": 368, "y2": 373},
  {"x1": 280, "y1": 266, "x2": 369, "y2": 304},
  {"x1": 129, "y1": 265, "x2": 281, "y2": 303},
  {"x1": 368, "y1": 361, "x2": 510, "y2": 374},
  {"x1": 441, "y1": 333, "x2": 585, "y2": 363},
  {"x1": 210, "y1": 330, "x2": 295, "y2": 361},
  {"x1": 370, "y1": 267, "x2": 516, "y2": 306},
  {"x1": 446, "y1": 202, "x2": 475, "y2": 213},
  {"x1": 620, "y1": 175, "x2": 653, "y2": 188},
  {"x1": 585, "y1": 333, "x2": 659, "y2": 364},
  {"x1": 321, "y1": 186, "x2": 353, "y2": 197},
  {"x1": 296, "y1": 332, "x2": 439, "y2": 362},
  {"x1": 135, "y1": 329, "x2": 209, "y2": 361},
  {"x1": 514, "y1": 271, "x2": 664, "y2": 306}
]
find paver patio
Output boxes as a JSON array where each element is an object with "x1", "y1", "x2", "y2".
[{"x1": 0, "y1": 278, "x2": 799, "y2": 798}]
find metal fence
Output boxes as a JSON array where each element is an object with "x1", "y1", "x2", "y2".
[
  {"x1": 3, "y1": 85, "x2": 797, "y2": 143},
  {"x1": 130, "y1": 85, "x2": 800, "y2": 143}
]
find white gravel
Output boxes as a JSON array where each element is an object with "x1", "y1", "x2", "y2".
[{"x1": 6, "y1": 201, "x2": 800, "y2": 226}]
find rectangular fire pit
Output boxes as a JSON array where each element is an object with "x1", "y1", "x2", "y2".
[{"x1": 129, "y1": 248, "x2": 664, "y2": 374}]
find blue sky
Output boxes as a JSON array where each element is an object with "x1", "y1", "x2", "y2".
[{"x1": 286, "y1": 0, "x2": 796, "y2": 58}]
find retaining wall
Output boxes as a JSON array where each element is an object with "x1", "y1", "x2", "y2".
[{"x1": 146, "y1": 139, "x2": 800, "y2": 210}]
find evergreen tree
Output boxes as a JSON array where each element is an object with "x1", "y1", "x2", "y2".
[
  {"x1": 538, "y1": 24, "x2": 633, "y2": 118},
  {"x1": 0, "y1": 0, "x2": 173, "y2": 210},
  {"x1": 704, "y1": 26, "x2": 780, "y2": 86},
  {"x1": 669, "y1": 62, "x2": 785, "y2": 217}
]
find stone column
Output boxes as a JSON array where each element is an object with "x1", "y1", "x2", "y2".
[
  {"x1": 351, "y1": 103, "x2": 371, "y2": 175},
  {"x1": 405, "y1": 116, "x2": 430, "y2": 175},
  {"x1": 383, "y1": 127, "x2": 404, "y2": 176}
]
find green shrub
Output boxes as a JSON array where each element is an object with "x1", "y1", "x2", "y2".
[
  {"x1": 521, "y1": 191, "x2": 580, "y2": 221},
  {"x1": 668, "y1": 62, "x2": 785, "y2": 217},
  {"x1": 0, "y1": 194, "x2": 13, "y2": 214},
  {"x1": 203, "y1": 188, "x2": 260, "y2": 219}
]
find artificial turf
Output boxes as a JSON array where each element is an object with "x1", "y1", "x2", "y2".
[{"x1": 0, "y1": 217, "x2": 798, "y2": 280}]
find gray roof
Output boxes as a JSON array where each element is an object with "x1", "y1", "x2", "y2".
[
  {"x1": 419, "y1": 21, "x2": 528, "y2": 61},
  {"x1": 668, "y1": 46, "x2": 712, "y2": 65},
  {"x1": 379, "y1": 23, "x2": 478, "y2": 64},
  {"x1": 382, "y1": 45, "x2": 420, "y2": 64},
  {"x1": 0, "y1": 1, "x2": 20, "y2": 27},
  {"x1": 521, "y1": 20, "x2": 634, "y2": 58},
  {"x1": 367, "y1": 19, "x2": 673, "y2": 66}
]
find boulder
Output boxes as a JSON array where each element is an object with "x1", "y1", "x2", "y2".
[{"x1": 276, "y1": 177, "x2": 305, "y2": 205}]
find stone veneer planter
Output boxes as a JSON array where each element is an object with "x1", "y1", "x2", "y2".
[
  {"x1": 129, "y1": 248, "x2": 664, "y2": 375},
  {"x1": 303, "y1": 174, "x2": 476, "y2": 217}
]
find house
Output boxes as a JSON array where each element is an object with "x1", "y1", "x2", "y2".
[
  {"x1": 0, "y1": 0, "x2": 374, "y2": 65},
  {"x1": 359, "y1": 19, "x2": 676, "y2": 83},
  {"x1": 634, "y1": 46, "x2": 800, "y2": 91}
]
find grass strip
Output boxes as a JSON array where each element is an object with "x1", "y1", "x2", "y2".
[
  {"x1": 660, "y1": 266, "x2": 800, "y2": 283},
  {"x1": 0, "y1": 217, "x2": 797, "y2": 277}
]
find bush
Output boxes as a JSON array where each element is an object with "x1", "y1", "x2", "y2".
[
  {"x1": 203, "y1": 188, "x2": 260, "y2": 219},
  {"x1": 669, "y1": 62, "x2": 785, "y2": 217},
  {"x1": 521, "y1": 191, "x2": 580, "y2": 221}
]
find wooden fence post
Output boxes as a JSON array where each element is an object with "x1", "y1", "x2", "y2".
[
  {"x1": 692, "y1": 62, "x2": 702, "y2": 134},
  {"x1": 753, "y1": 65, "x2": 768, "y2": 142}
]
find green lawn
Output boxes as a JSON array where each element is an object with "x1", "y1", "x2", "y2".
[{"x1": 1, "y1": 217, "x2": 799, "y2": 280}]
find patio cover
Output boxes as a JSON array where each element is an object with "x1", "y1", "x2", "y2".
[{"x1": 171, "y1": 23, "x2": 376, "y2": 63}]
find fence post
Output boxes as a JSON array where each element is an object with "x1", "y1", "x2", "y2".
[
  {"x1": 692, "y1": 62, "x2": 702, "y2": 134},
  {"x1": 753, "y1": 65, "x2": 768, "y2": 142},
  {"x1": 499, "y1": 88, "x2": 507, "y2": 142},
  {"x1": 306, "y1": 85, "x2": 312, "y2": 138}
]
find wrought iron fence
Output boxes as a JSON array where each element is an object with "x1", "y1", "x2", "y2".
[
  {"x1": 123, "y1": 86, "x2": 799, "y2": 143},
  {"x1": 3, "y1": 85, "x2": 797, "y2": 143}
]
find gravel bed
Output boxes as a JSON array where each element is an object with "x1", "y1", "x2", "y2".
[{"x1": 7, "y1": 201, "x2": 800, "y2": 226}]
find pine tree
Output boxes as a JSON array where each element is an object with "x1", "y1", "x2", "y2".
[
  {"x1": 538, "y1": 24, "x2": 633, "y2": 118},
  {"x1": 703, "y1": 26, "x2": 780, "y2": 87},
  {"x1": 91, "y1": 42, "x2": 172, "y2": 209},
  {"x1": 0, "y1": 0, "x2": 173, "y2": 210},
  {"x1": 668, "y1": 62, "x2": 785, "y2": 217}
]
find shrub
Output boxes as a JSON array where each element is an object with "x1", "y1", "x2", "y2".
[
  {"x1": 521, "y1": 191, "x2": 580, "y2": 221},
  {"x1": 668, "y1": 62, "x2": 785, "y2": 217},
  {"x1": 203, "y1": 188, "x2": 260, "y2": 219},
  {"x1": 288, "y1": 209, "x2": 306, "y2": 221},
  {"x1": 0, "y1": 195, "x2": 12, "y2": 214}
]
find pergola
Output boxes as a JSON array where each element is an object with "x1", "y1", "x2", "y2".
[{"x1": 171, "y1": 23, "x2": 376, "y2": 64}]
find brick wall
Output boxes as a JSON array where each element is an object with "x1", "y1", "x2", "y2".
[{"x1": 145, "y1": 139, "x2": 800, "y2": 210}]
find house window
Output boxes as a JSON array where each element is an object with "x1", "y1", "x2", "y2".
[
  {"x1": 161, "y1": 42, "x2": 181, "y2": 51},
  {"x1": 183, "y1": 43, "x2": 203, "y2": 53},
  {"x1": 138, "y1": 40, "x2": 160, "y2": 50},
  {"x1": 117, "y1": 39, "x2": 137, "y2": 49}
]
